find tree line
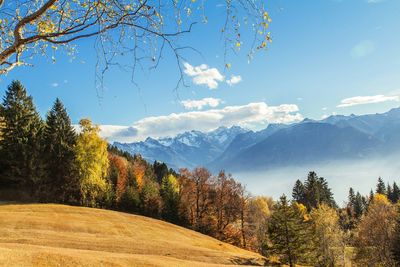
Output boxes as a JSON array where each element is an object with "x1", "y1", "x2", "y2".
[{"x1": 1, "y1": 80, "x2": 400, "y2": 266}]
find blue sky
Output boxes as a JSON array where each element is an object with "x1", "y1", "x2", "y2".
[{"x1": 1, "y1": 0, "x2": 400, "y2": 142}]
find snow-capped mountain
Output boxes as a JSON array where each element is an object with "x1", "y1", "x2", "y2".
[
  {"x1": 115, "y1": 107, "x2": 400, "y2": 172},
  {"x1": 113, "y1": 126, "x2": 248, "y2": 169},
  {"x1": 209, "y1": 107, "x2": 400, "y2": 171}
]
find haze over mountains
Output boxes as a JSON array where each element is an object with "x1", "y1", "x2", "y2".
[{"x1": 114, "y1": 107, "x2": 400, "y2": 172}]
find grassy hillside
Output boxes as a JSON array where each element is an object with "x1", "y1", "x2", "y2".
[{"x1": 0, "y1": 204, "x2": 266, "y2": 267}]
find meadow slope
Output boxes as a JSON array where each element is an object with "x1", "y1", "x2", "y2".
[{"x1": 0, "y1": 204, "x2": 266, "y2": 267}]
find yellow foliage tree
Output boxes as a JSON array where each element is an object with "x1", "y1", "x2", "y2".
[
  {"x1": 311, "y1": 204, "x2": 345, "y2": 266},
  {"x1": 245, "y1": 196, "x2": 272, "y2": 251},
  {"x1": 75, "y1": 118, "x2": 109, "y2": 207},
  {"x1": 132, "y1": 159, "x2": 145, "y2": 190},
  {"x1": 355, "y1": 193, "x2": 397, "y2": 266}
]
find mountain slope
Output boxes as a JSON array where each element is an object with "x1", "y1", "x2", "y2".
[
  {"x1": 212, "y1": 124, "x2": 288, "y2": 168},
  {"x1": 322, "y1": 107, "x2": 400, "y2": 138},
  {"x1": 214, "y1": 122, "x2": 383, "y2": 171},
  {"x1": 0, "y1": 204, "x2": 265, "y2": 267}
]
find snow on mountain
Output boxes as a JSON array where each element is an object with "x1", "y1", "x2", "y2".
[
  {"x1": 113, "y1": 126, "x2": 248, "y2": 169},
  {"x1": 114, "y1": 107, "x2": 400, "y2": 172}
]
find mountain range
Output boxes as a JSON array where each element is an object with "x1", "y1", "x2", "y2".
[{"x1": 114, "y1": 107, "x2": 400, "y2": 172}]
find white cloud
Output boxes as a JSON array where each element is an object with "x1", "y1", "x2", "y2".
[
  {"x1": 51, "y1": 82, "x2": 59, "y2": 88},
  {"x1": 183, "y1": 62, "x2": 224, "y2": 89},
  {"x1": 100, "y1": 102, "x2": 303, "y2": 142},
  {"x1": 322, "y1": 107, "x2": 328, "y2": 111},
  {"x1": 351, "y1": 40, "x2": 375, "y2": 58},
  {"x1": 226, "y1": 75, "x2": 242, "y2": 86},
  {"x1": 181, "y1": 98, "x2": 222, "y2": 110},
  {"x1": 337, "y1": 94, "x2": 400, "y2": 108}
]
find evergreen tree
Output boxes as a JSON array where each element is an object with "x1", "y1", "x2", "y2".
[
  {"x1": 387, "y1": 184, "x2": 393, "y2": 202},
  {"x1": 0, "y1": 81, "x2": 43, "y2": 188},
  {"x1": 42, "y1": 98, "x2": 78, "y2": 203},
  {"x1": 369, "y1": 190, "x2": 374, "y2": 203},
  {"x1": 153, "y1": 161, "x2": 169, "y2": 184},
  {"x1": 292, "y1": 179, "x2": 305, "y2": 203},
  {"x1": 140, "y1": 179, "x2": 161, "y2": 218},
  {"x1": 391, "y1": 182, "x2": 400, "y2": 204},
  {"x1": 376, "y1": 177, "x2": 386, "y2": 195},
  {"x1": 304, "y1": 171, "x2": 320, "y2": 209},
  {"x1": 354, "y1": 192, "x2": 364, "y2": 218},
  {"x1": 348, "y1": 187, "x2": 356, "y2": 207},
  {"x1": 160, "y1": 174, "x2": 180, "y2": 223},
  {"x1": 265, "y1": 195, "x2": 315, "y2": 267},
  {"x1": 318, "y1": 176, "x2": 336, "y2": 208},
  {"x1": 302, "y1": 172, "x2": 336, "y2": 210}
]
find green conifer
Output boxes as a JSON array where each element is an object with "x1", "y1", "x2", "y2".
[
  {"x1": 0, "y1": 81, "x2": 44, "y2": 188},
  {"x1": 42, "y1": 98, "x2": 77, "y2": 202}
]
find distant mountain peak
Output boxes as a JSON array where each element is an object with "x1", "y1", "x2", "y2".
[
  {"x1": 114, "y1": 107, "x2": 400, "y2": 172},
  {"x1": 114, "y1": 125, "x2": 248, "y2": 169}
]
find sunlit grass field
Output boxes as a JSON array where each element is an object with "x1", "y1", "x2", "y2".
[{"x1": 0, "y1": 204, "x2": 266, "y2": 267}]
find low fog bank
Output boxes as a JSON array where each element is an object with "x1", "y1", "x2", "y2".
[{"x1": 233, "y1": 155, "x2": 400, "y2": 206}]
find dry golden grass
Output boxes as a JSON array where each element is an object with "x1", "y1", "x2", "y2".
[{"x1": 0, "y1": 204, "x2": 266, "y2": 267}]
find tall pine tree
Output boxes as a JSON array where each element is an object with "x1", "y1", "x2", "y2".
[
  {"x1": 348, "y1": 188, "x2": 356, "y2": 207},
  {"x1": 0, "y1": 81, "x2": 43, "y2": 189},
  {"x1": 299, "y1": 172, "x2": 336, "y2": 210},
  {"x1": 160, "y1": 174, "x2": 180, "y2": 223},
  {"x1": 391, "y1": 182, "x2": 400, "y2": 204},
  {"x1": 376, "y1": 177, "x2": 386, "y2": 195},
  {"x1": 265, "y1": 195, "x2": 316, "y2": 266},
  {"x1": 42, "y1": 98, "x2": 78, "y2": 203},
  {"x1": 292, "y1": 179, "x2": 305, "y2": 203}
]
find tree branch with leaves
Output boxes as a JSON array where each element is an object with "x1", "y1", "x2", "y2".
[{"x1": 0, "y1": 0, "x2": 272, "y2": 87}]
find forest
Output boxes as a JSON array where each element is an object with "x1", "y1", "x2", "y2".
[{"x1": 1, "y1": 80, "x2": 400, "y2": 266}]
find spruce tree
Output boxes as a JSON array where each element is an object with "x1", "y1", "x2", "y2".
[
  {"x1": 348, "y1": 188, "x2": 356, "y2": 207},
  {"x1": 369, "y1": 190, "x2": 374, "y2": 203},
  {"x1": 304, "y1": 171, "x2": 320, "y2": 209},
  {"x1": 292, "y1": 179, "x2": 305, "y2": 203},
  {"x1": 354, "y1": 192, "x2": 364, "y2": 218},
  {"x1": 376, "y1": 177, "x2": 386, "y2": 195},
  {"x1": 160, "y1": 174, "x2": 180, "y2": 223},
  {"x1": 302, "y1": 172, "x2": 336, "y2": 210},
  {"x1": 42, "y1": 98, "x2": 77, "y2": 203},
  {"x1": 266, "y1": 195, "x2": 315, "y2": 266},
  {"x1": 387, "y1": 184, "x2": 393, "y2": 202},
  {"x1": 392, "y1": 182, "x2": 400, "y2": 204},
  {"x1": 318, "y1": 176, "x2": 336, "y2": 208},
  {"x1": 153, "y1": 161, "x2": 169, "y2": 184},
  {"x1": 0, "y1": 81, "x2": 43, "y2": 188}
]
